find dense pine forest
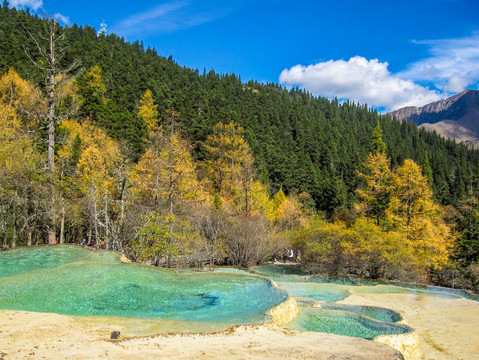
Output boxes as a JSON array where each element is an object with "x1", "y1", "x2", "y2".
[{"x1": 1, "y1": 5, "x2": 478, "y2": 290}]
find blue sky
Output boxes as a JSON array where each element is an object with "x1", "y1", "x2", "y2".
[{"x1": 8, "y1": 0, "x2": 479, "y2": 111}]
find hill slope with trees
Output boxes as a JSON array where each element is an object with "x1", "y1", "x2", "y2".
[
  {"x1": 1, "y1": 5, "x2": 478, "y2": 289},
  {"x1": 1, "y1": 5, "x2": 478, "y2": 212}
]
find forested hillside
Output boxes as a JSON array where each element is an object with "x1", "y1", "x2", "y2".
[
  {"x1": 1, "y1": 5, "x2": 478, "y2": 212},
  {"x1": 1, "y1": 5, "x2": 478, "y2": 289}
]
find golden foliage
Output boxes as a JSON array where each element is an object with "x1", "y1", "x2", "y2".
[
  {"x1": 250, "y1": 180, "x2": 274, "y2": 219},
  {"x1": 0, "y1": 70, "x2": 42, "y2": 184},
  {"x1": 60, "y1": 119, "x2": 120, "y2": 195},
  {"x1": 356, "y1": 152, "x2": 392, "y2": 226},
  {"x1": 387, "y1": 159, "x2": 452, "y2": 267},
  {"x1": 130, "y1": 129, "x2": 207, "y2": 207},
  {"x1": 83, "y1": 65, "x2": 106, "y2": 93},
  {"x1": 293, "y1": 156, "x2": 454, "y2": 279},
  {"x1": 138, "y1": 89, "x2": 159, "y2": 133},
  {"x1": 0, "y1": 69, "x2": 43, "y2": 135},
  {"x1": 204, "y1": 121, "x2": 255, "y2": 215}
]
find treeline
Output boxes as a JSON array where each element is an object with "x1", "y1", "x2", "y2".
[
  {"x1": 0, "y1": 5, "x2": 478, "y2": 289},
  {"x1": 1, "y1": 5, "x2": 478, "y2": 212},
  {"x1": 0, "y1": 68, "x2": 305, "y2": 268}
]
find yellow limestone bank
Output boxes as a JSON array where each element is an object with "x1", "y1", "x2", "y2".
[
  {"x1": 268, "y1": 296, "x2": 300, "y2": 327},
  {"x1": 375, "y1": 329, "x2": 422, "y2": 360},
  {"x1": 340, "y1": 292, "x2": 479, "y2": 360},
  {"x1": 0, "y1": 309, "x2": 404, "y2": 359}
]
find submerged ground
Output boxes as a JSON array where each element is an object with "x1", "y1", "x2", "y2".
[
  {"x1": 0, "y1": 246, "x2": 286, "y2": 325},
  {"x1": 1, "y1": 246, "x2": 478, "y2": 359}
]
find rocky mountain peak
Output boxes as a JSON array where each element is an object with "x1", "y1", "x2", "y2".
[{"x1": 388, "y1": 89, "x2": 479, "y2": 145}]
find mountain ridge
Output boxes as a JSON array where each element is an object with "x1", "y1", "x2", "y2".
[{"x1": 389, "y1": 89, "x2": 479, "y2": 144}]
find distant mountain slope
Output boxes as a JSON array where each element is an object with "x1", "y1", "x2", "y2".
[{"x1": 389, "y1": 89, "x2": 479, "y2": 144}]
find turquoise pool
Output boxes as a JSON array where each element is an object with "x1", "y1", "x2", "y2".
[
  {"x1": 3, "y1": 249, "x2": 473, "y2": 339},
  {"x1": 0, "y1": 246, "x2": 287, "y2": 324}
]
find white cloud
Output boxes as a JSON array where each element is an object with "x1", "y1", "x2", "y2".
[
  {"x1": 53, "y1": 13, "x2": 70, "y2": 25},
  {"x1": 280, "y1": 33, "x2": 479, "y2": 111},
  {"x1": 399, "y1": 32, "x2": 479, "y2": 93},
  {"x1": 8, "y1": 0, "x2": 69, "y2": 25},
  {"x1": 9, "y1": 0, "x2": 43, "y2": 10},
  {"x1": 112, "y1": 2, "x2": 187, "y2": 35},
  {"x1": 446, "y1": 73, "x2": 470, "y2": 93},
  {"x1": 110, "y1": 1, "x2": 228, "y2": 38},
  {"x1": 279, "y1": 56, "x2": 442, "y2": 111}
]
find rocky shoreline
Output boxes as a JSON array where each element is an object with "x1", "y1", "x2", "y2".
[{"x1": 0, "y1": 309, "x2": 404, "y2": 360}]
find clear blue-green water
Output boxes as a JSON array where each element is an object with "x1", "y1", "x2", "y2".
[
  {"x1": 3, "y1": 250, "x2": 474, "y2": 339},
  {"x1": 252, "y1": 264, "x2": 478, "y2": 301},
  {"x1": 251, "y1": 264, "x2": 478, "y2": 339},
  {"x1": 276, "y1": 281, "x2": 351, "y2": 302},
  {"x1": 0, "y1": 246, "x2": 287, "y2": 324},
  {"x1": 286, "y1": 304, "x2": 412, "y2": 340},
  {"x1": 319, "y1": 303, "x2": 403, "y2": 323}
]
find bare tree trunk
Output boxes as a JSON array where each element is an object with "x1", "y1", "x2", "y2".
[
  {"x1": 59, "y1": 202, "x2": 65, "y2": 244},
  {"x1": 25, "y1": 18, "x2": 79, "y2": 245},
  {"x1": 27, "y1": 228, "x2": 32, "y2": 246},
  {"x1": 48, "y1": 188, "x2": 56, "y2": 244},
  {"x1": 93, "y1": 197, "x2": 99, "y2": 248},
  {"x1": 10, "y1": 195, "x2": 16, "y2": 248},
  {"x1": 243, "y1": 170, "x2": 250, "y2": 216},
  {"x1": 169, "y1": 115, "x2": 174, "y2": 216},
  {"x1": 116, "y1": 178, "x2": 126, "y2": 251},
  {"x1": 104, "y1": 193, "x2": 109, "y2": 249},
  {"x1": 10, "y1": 225, "x2": 16, "y2": 248},
  {"x1": 2, "y1": 230, "x2": 7, "y2": 249},
  {"x1": 120, "y1": 180, "x2": 126, "y2": 225},
  {"x1": 87, "y1": 222, "x2": 92, "y2": 244},
  {"x1": 154, "y1": 147, "x2": 159, "y2": 208},
  {"x1": 46, "y1": 21, "x2": 57, "y2": 245}
]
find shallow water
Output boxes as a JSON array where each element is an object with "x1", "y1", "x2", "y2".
[
  {"x1": 276, "y1": 281, "x2": 351, "y2": 302},
  {"x1": 2, "y1": 250, "x2": 474, "y2": 340},
  {"x1": 252, "y1": 265, "x2": 477, "y2": 301},
  {"x1": 286, "y1": 304, "x2": 412, "y2": 339},
  {"x1": 320, "y1": 303, "x2": 403, "y2": 322},
  {"x1": 0, "y1": 246, "x2": 287, "y2": 324},
  {"x1": 0, "y1": 245, "x2": 88, "y2": 278},
  {"x1": 252, "y1": 264, "x2": 479, "y2": 340}
]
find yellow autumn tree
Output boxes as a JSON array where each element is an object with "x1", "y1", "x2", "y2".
[
  {"x1": 348, "y1": 217, "x2": 416, "y2": 279},
  {"x1": 249, "y1": 181, "x2": 274, "y2": 219},
  {"x1": 290, "y1": 217, "x2": 355, "y2": 275},
  {"x1": 276, "y1": 195, "x2": 306, "y2": 230},
  {"x1": 356, "y1": 152, "x2": 392, "y2": 227},
  {"x1": 387, "y1": 159, "x2": 452, "y2": 268},
  {"x1": 131, "y1": 132, "x2": 203, "y2": 209},
  {"x1": 0, "y1": 70, "x2": 48, "y2": 248},
  {"x1": 138, "y1": 89, "x2": 160, "y2": 133},
  {"x1": 131, "y1": 108, "x2": 207, "y2": 212},
  {"x1": 82, "y1": 65, "x2": 106, "y2": 93},
  {"x1": 60, "y1": 119, "x2": 121, "y2": 247},
  {"x1": 129, "y1": 212, "x2": 201, "y2": 267},
  {"x1": 272, "y1": 189, "x2": 287, "y2": 212},
  {"x1": 204, "y1": 121, "x2": 256, "y2": 215},
  {"x1": 0, "y1": 69, "x2": 42, "y2": 136},
  {"x1": 269, "y1": 189, "x2": 308, "y2": 229}
]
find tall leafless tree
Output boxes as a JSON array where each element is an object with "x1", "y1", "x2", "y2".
[{"x1": 24, "y1": 18, "x2": 80, "y2": 244}]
